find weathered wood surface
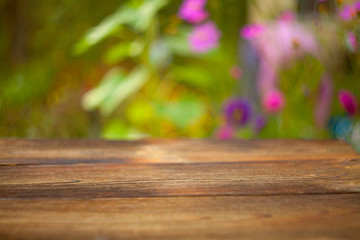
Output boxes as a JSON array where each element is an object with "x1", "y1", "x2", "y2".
[
  {"x1": 1, "y1": 195, "x2": 359, "y2": 240},
  {"x1": 1, "y1": 139, "x2": 358, "y2": 163},
  {"x1": 0, "y1": 139, "x2": 359, "y2": 239}
]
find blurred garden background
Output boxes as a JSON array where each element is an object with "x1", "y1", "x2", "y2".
[{"x1": 0, "y1": 0, "x2": 359, "y2": 151}]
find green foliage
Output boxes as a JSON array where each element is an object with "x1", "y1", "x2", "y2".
[
  {"x1": 0, "y1": 64, "x2": 54, "y2": 107},
  {"x1": 82, "y1": 66, "x2": 149, "y2": 116},
  {"x1": 73, "y1": 0, "x2": 168, "y2": 55},
  {"x1": 163, "y1": 27, "x2": 192, "y2": 55},
  {"x1": 171, "y1": 65, "x2": 215, "y2": 91},
  {"x1": 4, "y1": 0, "x2": 358, "y2": 145},
  {"x1": 126, "y1": 99, "x2": 155, "y2": 126},
  {"x1": 104, "y1": 40, "x2": 144, "y2": 64},
  {"x1": 154, "y1": 95, "x2": 206, "y2": 129},
  {"x1": 276, "y1": 56, "x2": 326, "y2": 138},
  {"x1": 73, "y1": 0, "x2": 244, "y2": 138}
]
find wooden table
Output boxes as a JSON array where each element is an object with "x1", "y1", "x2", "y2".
[{"x1": 0, "y1": 139, "x2": 359, "y2": 239}]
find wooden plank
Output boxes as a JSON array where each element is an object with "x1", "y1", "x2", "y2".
[
  {"x1": 1, "y1": 194, "x2": 359, "y2": 240},
  {"x1": 1, "y1": 139, "x2": 359, "y2": 239},
  {"x1": 0, "y1": 139, "x2": 358, "y2": 165},
  {"x1": 1, "y1": 158, "x2": 359, "y2": 198}
]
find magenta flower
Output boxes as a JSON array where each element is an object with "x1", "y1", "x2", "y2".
[
  {"x1": 338, "y1": 89, "x2": 358, "y2": 116},
  {"x1": 262, "y1": 89, "x2": 285, "y2": 114},
  {"x1": 347, "y1": 32, "x2": 357, "y2": 52},
  {"x1": 355, "y1": 1, "x2": 360, "y2": 12},
  {"x1": 188, "y1": 21, "x2": 221, "y2": 53},
  {"x1": 240, "y1": 24, "x2": 265, "y2": 39},
  {"x1": 223, "y1": 98, "x2": 252, "y2": 126},
  {"x1": 339, "y1": 5, "x2": 356, "y2": 21},
  {"x1": 178, "y1": 0, "x2": 208, "y2": 23},
  {"x1": 216, "y1": 124, "x2": 235, "y2": 140}
]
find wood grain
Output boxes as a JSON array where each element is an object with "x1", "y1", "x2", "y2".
[
  {"x1": 0, "y1": 139, "x2": 358, "y2": 164},
  {"x1": 1, "y1": 159, "x2": 359, "y2": 198},
  {"x1": 1, "y1": 195, "x2": 359, "y2": 240},
  {"x1": 0, "y1": 139, "x2": 359, "y2": 239}
]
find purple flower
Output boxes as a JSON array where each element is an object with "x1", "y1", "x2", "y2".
[
  {"x1": 338, "y1": 89, "x2": 358, "y2": 116},
  {"x1": 188, "y1": 21, "x2": 221, "y2": 53},
  {"x1": 339, "y1": 5, "x2": 356, "y2": 21},
  {"x1": 223, "y1": 98, "x2": 252, "y2": 126},
  {"x1": 240, "y1": 24, "x2": 265, "y2": 39},
  {"x1": 216, "y1": 124, "x2": 235, "y2": 140},
  {"x1": 178, "y1": 0, "x2": 208, "y2": 23}
]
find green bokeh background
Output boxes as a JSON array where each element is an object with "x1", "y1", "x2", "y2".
[{"x1": 0, "y1": 0, "x2": 359, "y2": 149}]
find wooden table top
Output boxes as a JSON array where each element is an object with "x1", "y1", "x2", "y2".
[{"x1": 0, "y1": 139, "x2": 359, "y2": 239}]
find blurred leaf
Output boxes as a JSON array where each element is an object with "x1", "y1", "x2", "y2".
[
  {"x1": 73, "y1": 0, "x2": 168, "y2": 55},
  {"x1": 171, "y1": 65, "x2": 214, "y2": 91},
  {"x1": 82, "y1": 67, "x2": 125, "y2": 112},
  {"x1": 104, "y1": 39, "x2": 144, "y2": 64},
  {"x1": 154, "y1": 96, "x2": 206, "y2": 129},
  {"x1": 131, "y1": 0, "x2": 169, "y2": 32},
  {"x1": 150, "y1": 39, "x2": 171, "y2": 67},
  {"x1": 104, "y1": 42, "x2": 132, "y2": 64},
  {"x1": 73, "y1": 5, "x2": 133, "y2": 55},
  {"x1": 100, "y1": 66, "x2": 149, "y2": 116},
  {"x1": 129, "y1": 39, "x2": 145, "y2": 56},
  {"x1": 164, "y1": 27, "x2": 192, "y2": 55},
  {"x1": 82, "y1": 66, "x2": 149, "y2": 116}
]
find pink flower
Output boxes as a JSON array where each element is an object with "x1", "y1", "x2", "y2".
[
  {"x1": 262, "y1": 89, "x2": 285, "y2": 114},
  {"x1": 254, "y1": 22, "x2": 318, "y2": 94},
  {"x1": 314, "y1": 75, "x2": 333, "y2": 128},
  {"x1": 273, "y1": 23, "x2": 318, "y2": 62},
  {"x1": 240, "y1": 24, "x2": 265, "y2": 39},
  {"x1": 257, "y1": 59, "x2": 277, "y2": 95},
  {"x1": 346, "y1": 32, "x2": 357, "y2": 52},
  {"x1": 188, "y1": 21, "x2": 221, "y2": 53},
  {"x1": 178, "y1": 0, "x2": 208, "y2": 23},
  {"x1": 354, "y1": 1, "x2": 360, "y2": 12},
  {"x1": 278, "y1": 11, "x2": 296, "y2": 23},
  {"x1": 216, "y1": 124, "x2": 234, "y2": 140},
  {"x1": 230, "y1": 66, "x2": 242, "y2": 79},
  {"x1": 339, "y1": 5, "x2": 356, "y2": 21},
  {"x1": 338, "y1": 89, "x2": 358, "y2": 116}
]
